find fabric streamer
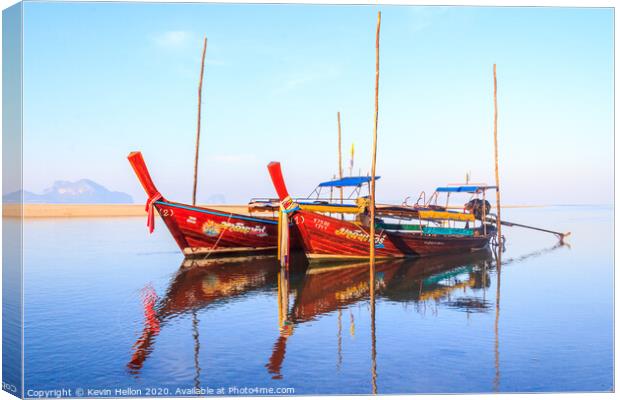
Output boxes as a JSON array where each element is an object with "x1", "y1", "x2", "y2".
[{"x1": 145, "y1": 192, "x2": 163, "y2": 234}]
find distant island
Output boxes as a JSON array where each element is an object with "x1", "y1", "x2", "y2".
[{"x1": 3, "y1": 179, "x2": 133, "y2": 204}]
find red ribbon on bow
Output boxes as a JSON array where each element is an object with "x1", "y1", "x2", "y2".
[{"x1": 146, "y1": 192, "x2": 163, "y2": 234}]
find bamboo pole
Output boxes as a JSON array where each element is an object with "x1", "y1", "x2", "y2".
[
  {"x1": 369, "y1": 11, "x2": 381, "y2": 268},
  {"x1": 192, "y1": 37, "x2": 208, "y2": 206},
  {"x1": 492, "y1": 64, "x2": 502, "y2": 244},
  {"x1": 337, "y1": 112, "x2": 344, "y2": 204},
  {"x1": 494, "y1": 218, "x2": 569, "y2": 239}
]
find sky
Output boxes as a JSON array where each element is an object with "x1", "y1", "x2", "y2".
[{"x1": 20, "y1": 2, "x2": 613, "y2": 205}]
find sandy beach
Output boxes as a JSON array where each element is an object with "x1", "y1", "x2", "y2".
[{"x1": 3, "y1": 204, "x2": 275, "y2": 218}]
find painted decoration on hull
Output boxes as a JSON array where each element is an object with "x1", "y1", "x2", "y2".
[
  {"x1": 201, "y1": 220, "x2": 269, "y2": 238},
  {"x1": 153, "y1": 201, "x2": 281, "y2": 253},
  {"x1": 202, "y1": 220, "x2": 221, "y2": 237},
  {"x1": 293, "y1": 210, "x2": 490, "y2": 259},
  {"x1": 295, "y1": 214, "x2": 387, "y2": 247}
]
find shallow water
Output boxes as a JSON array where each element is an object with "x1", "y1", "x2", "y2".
[{"x1": 16, "y1": 206, "x2": 613, "y2": 395}]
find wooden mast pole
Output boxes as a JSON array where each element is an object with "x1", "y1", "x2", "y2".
[
  {"x1": 192, "y1": 36, "x2": 208, "y2": 206},
  {"x1": 492, "y1": 64, "x2": 502, "y2": 245},
  {"x1": 337, "y1": 112, "x2": 344, "y2": 204},
  {"x1": 369, "y1": 11, "x2": 381, "y2": 269}
]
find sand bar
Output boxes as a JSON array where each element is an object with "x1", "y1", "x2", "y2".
[
  {"x1": 4, "y1": 204, "x2": 277, "y2": 218},
  {"x1": 3, "y1": 203, "x2": 545, "y2": 218}
]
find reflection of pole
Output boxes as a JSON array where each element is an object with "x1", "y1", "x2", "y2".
[
  {"x1": 192, "y1": 310, "x2": 201, "y2": 389},
  {"x1": 493, "y1": 249, "x2": 502, "y2": 391},
  {"x1": 281, "y1": 268, "x2": 289, "y2": 323},
  {"x1": 482, "y1": 260, "x2": 488, "y2": 300},
  {"x1": 370, "y1": 273, "x2": 377, "y2": 394},
  {"x1": 337, "y1": 309, "x2": 343, "y2": 370},
  {"x1": 277, "y1": 268, "x2": 289, "y2": 327},
  {"x1": 277, "y1": 270, "x2": 283, "y2": 326},
  {"x1": 267, "y1": 267, "x2": 291, "y2": 380}
]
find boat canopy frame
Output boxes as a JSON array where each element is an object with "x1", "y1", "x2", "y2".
[
  {"x1": 306, "y1": 175, "x2": 381, "y2": 201},
  {"x1": 424, "y1": 183, "x2": 498, "y2": 236},
  {"x1": 248, "y1": 175, "x2": 380, "y2": 215},
  {"x1": 416, "y1": 184, "x2": 498, "y2": 209}
]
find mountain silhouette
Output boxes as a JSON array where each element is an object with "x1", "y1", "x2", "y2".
[{"x1": 3, "y1": 179, "x2": 133, "y2": 204}]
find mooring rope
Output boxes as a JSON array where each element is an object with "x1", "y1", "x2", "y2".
[{"x1": 201, "y1": 213, "x2": 233, "y2": 260}]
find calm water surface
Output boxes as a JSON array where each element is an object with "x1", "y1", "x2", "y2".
[{"x1": 21, "y1": 206, "x2": 613, "y2": 395}]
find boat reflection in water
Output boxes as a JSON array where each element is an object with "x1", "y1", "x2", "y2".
[
  {"x1": 127, "y1": 256, "x2": 281, "y2": 374},
  {"x1": 266, "y1": 249, "x2": 495, "y2": 382},
  {"x1": 128, "y1": 248, "x2": 507, "y2": 391},
  {"x1": 382, "y1": 250, "x2": 494, "y2": 314}
]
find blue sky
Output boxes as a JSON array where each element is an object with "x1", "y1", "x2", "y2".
[{"x1": 21, "y1": 3, "x2": 613, "y2": 204}]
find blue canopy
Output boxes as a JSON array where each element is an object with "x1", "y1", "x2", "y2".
[
  {"x1": 436, "y1": 185, "x2": 497, "y2": 193},
  {"x1": 318, "y1": 176, "x2": 381, "y2": 188}
]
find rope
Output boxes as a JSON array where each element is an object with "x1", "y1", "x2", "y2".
[{"x1": 201, "y1": 213, "x2": 233, "y2": 260}]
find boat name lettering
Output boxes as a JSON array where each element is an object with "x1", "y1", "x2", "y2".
[
  {"x1": 312, "y1": 218, "x2": 330, "y2": 231},
  {"x1": 334, "y1": 227, "x2": 385, "y2": 245},
  {"x1": 221, "y1": 221, "x2": 268, "y2": 237}
]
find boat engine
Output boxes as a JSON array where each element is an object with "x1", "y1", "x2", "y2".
[{"x1": 464, "y1": 198, "x2": 491, "y2": 219}]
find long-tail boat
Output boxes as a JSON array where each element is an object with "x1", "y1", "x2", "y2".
[
  {"x1": 128, "y1": 151, "x2": 294, "y2": 258},
  {"x1": 128, "y1": 151, "x2": 386, "y2": 259},
  {"x1": 266, "y1": 162, "x2": 495, "y2": 262}
]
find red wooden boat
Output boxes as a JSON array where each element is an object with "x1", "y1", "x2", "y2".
[
  {"x1": 128, "y1": 151, "x2": 288, "y2": 258},
  {"x1": 267, "y1": 162, "x2": 492, "y2": 262}
]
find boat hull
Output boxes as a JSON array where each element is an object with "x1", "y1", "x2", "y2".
[
  {"x1": 292, "y1": 210, "x2": 490, "y2": 262},
  {"x1": 128, "y1": 151, "x2": 302, "y2": 259},
  {"x1": 153, "y1": 200, "x2": 286, "y2": 258}
]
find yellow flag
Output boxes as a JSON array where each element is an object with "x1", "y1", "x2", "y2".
[{"x1": 349, "y1": 143, "x2": 355, "y2": 172}]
